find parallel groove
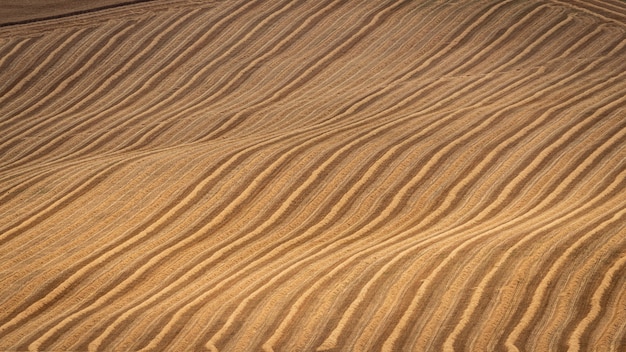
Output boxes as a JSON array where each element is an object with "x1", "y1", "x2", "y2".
[{"x1": 1, "y1": 0, "x2": 625, "y2": 350}]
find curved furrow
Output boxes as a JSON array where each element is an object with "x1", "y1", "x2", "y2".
[
  {"x1": 184, "y1": 0, "x2": 519, "y2": 139},
  {"x1": 0, "y1": 7, "x2": 216, "y2": 140},
  {"x1": 476, "y1": 146, "x2": 620, "y2": 352},
  {"x1": 554, "y1": 0, "x2": 626, "y2": 24},
  {"x1": 0, "y1": 154, "x2": 152, "y2": 247},
  {"x1": 448, "y1": 7, "x2": 577, "y2": 77},
  {"x1": 435, "y1": 119, "x2": 626, "y2": 350},
  {"x1": 51, "y1": 0, "x2": 330, "y2": 156},
  {"x1": 70, "y1": 3, "x2": 394, "y2": 158},
  {"x1": 0, "y1": 70, "x2": 458, "y2": 334},
  {"x1": 494, "y1": 142, "x2": 620, "y2": 348},
  {"x1": 445, "y1": 3, "x2": 559, "y2": 76},
  {"x1": 83, "y1": 106, "x2": 490, "y2": 350},
  {"x1": 35, "y1": 53, "x2": 556, "y2": 346},
  {"x1": 580, "y1": 251, "x2": 626, "y2": 351},
  {"x1": 306, "y1": 84, "x2": 624, "y2": 350},
  {"x1": 2, "y1": 160, "x2": 234, "y2": 346},
  {"x1": 0, "y1": 35, "x2": 63, "y2": 99},
  {"x1": 116, "y1": 0, "x2": 421, "y2": 151},
  {"x1": 492, "y1": 14, "x2": 578, "y2": 72},
  {"x1": 0, "y1": 137, "x2": 261, "y2": 335},
  {"x1": 0, "y1": 150, "x2": 197, "y2": 271},
  {"x1": 492, "y1": 161, "x2": 624, "y2": 346},
  {"x1": 182, "y1": 6, "x2": 576, "y2": 154},
  {"x1": 1, "y1": 0, "x2": 625, "y2": 350},
  {"x1": 380, "y1": 82, "x2": 622, "y2": 314},
  {"x1": 58, "y1": 59, "x2": 624, "y2": 350},
  {"x1": 0, "y1": 8, "x2": 552, "y2": 262},
  {"x1": 436, "y1": 203, "x2": 626, "y2": 351},
  {"x1": 435, "y1": 84, "x2": 626, "y2": 226},
  {"x1": 1, "y1": 20, "x2": 139, "y2": 122},
  {"x1": 0, "y1": 8, "x2": 209, "y2": 168},
  {"x1": 540, "y1": 226, "x2": 626, "y2": 351},
  {"x1": 0, "y1": 14, "x2": 155, "y2": 128},
  {"x1": 0, "y1": 36, "x2": 45, "y2": 90},
  {"x1": 0, "y1": 5, "x2": 227, "y2": 156},
  {"x1": 0, "y1": 13, "x2": 167, "y2": 163},
  {"x1": 1, "y1": 71, "x2": 620, "y2": 352},
  {"x1": 396, "y1": 0, "x2": 521, "y2": 82},
  {"x1": 565, "y1": 249, "x2": 626, "y2": 351},
  {"x1": 386, "y1": 166, "x2": 626, "y2": 352},
  {"x1": 1, "y1": 0, "x2": 532, "y2": 169},
  {"x1": 0, "y1": 0, "x2": 316, "y2": 169},
  {"x1": 0, "y1": 18, "x2": 161, "y2": 122},
  {"x1": 23, "y1": 79, "x2": 468, "y2": 350},
  {"x1": 461, "y1": 213, "x2": 625, "y2": 352},
  {"x1": 134, "y1": 0, "x2": 456, "y2": 134},
  {"x1": 48, "y1": 99, "x2": 488, "y2": 350},
  {"x1": 260, "y1": 93, "x2": 624, "y2": 350},
  {"x1": 190, "y1": 0, "x2": 412, "y2": 141},
  {"x1": 0, "y1": 169, "x2": 61, "y2": 216},
  {"x1": 85, "y1": 0, "x2": 349, "y2": 154},
  {"x1": 1, "y1": 90, "x2": 430, "y2": 344},
  {"x1": 502, "y1": 212, "x2": 626, "y2": 352},
  {"x1": 140, "y1": 68, "x2": 624, "y2": 350},
  {"x1": 358, "y1": 150, "x2": 624, "y2": 350},
  {"x1": 0, "y1": 162, "x2": 119, "y2": 244},
  {"x1": 317, "y1": 118, "x2": 626, "y2": 351},
  {"x1": 0, "y1": 0, "x2": 155, "y2": 27},
  {"x1": 276, "y1": 135, "x2": 624, "y2": 350},
  {"x1": 553, "y1": 24, "x2": 609, "y2": 61},
  {"x1": 0, "y1": 142, "x2": 251, "y2": 298},
  {"x1": 0, "y1": 136, "x2": 224, "y2": 233},
  {"x1": 339, "y1": 200, "x2": 624, "y2": 351},
  {"x1": 207, "y1": 91, "x2": 592, "y2": 350},
  {"x1": 0, "y1": 25, "x2": 117, "y2": 116},
  {"x1": 0, "y1": 28, "x2": 94, "y2": 109},
  {"x1": 233, "y1": 3, "x2": 571, "y2": 142},
  {"x1": 434, "y1": 169, "x2": 626, "y2": 350},
  {"x1": 74, "y1": 57, "x2": 560, "y2": 350},
  {"x1": 0, "y1": 140, "x2": 181, "y2": 202},
  {"x1": 584, "y1": 0, "x2": 626, "y2": 14},
  {"x1": 261, "y1": 1, "x2": 568, "y2": 138}
]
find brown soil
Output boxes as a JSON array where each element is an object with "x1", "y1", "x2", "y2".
[{"x1": 0, "y1": 0, "x2": 625, "y2": 351}]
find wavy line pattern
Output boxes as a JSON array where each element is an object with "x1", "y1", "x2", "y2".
[{"x1": 1, "y1": 0, "x2": 625, "y2": 350}]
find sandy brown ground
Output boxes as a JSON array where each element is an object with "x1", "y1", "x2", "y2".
[
  {"x1": 0, "y1": 0, "x2": 145, "y2": 25},
  {"x1": 0, "y1": 0, "x2": 625, "y2": 351}
]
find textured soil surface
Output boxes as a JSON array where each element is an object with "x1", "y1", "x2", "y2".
[{"x1": 0, "y1": 0, "x2": 625, "y2": 351}]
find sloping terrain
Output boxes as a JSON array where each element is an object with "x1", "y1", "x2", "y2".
[
  {"x1": 0, "y1": 0, "x2": 625, "y2": 350},
  {"x1": 0, "y1": 0, "x2": 146, "y2": 26}
]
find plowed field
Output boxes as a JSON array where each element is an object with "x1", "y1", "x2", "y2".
[{"x1": 1, "y1": 0, "x2": 625, "y2": 350}]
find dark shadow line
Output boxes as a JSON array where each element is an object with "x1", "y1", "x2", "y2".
[{"x1": 0, "y1": 0, "x2": 156, "y2": 27}]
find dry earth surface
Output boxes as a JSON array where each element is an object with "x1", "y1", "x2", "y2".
[{"x1": 1, "y1": 0, "x2": 625, "y2": 351}]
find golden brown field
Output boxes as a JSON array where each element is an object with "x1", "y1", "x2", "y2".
[{"x1": 1, "y1": 0, "x2": 625, "y2": 351}]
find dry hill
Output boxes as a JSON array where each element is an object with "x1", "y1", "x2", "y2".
[{"x1": 0, "y1": 0, "x2": 625, "y2": 350}]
